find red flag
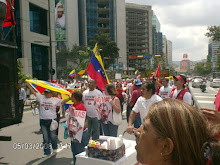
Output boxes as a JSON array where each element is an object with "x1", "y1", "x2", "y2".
[{"x1": 155, "y1": 62, "x2": 161, "y2": 78}]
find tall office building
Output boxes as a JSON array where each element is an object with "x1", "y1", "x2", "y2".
[
  {"x1": 17, "y1": 0, "x2": 56, "y2": 80},
  {"x1": 14, "y1": 0, "x2": 78, "y2": 80},
  {"x1": 152, "y1": 13, "x2": 163, "y2": 57},
  {"x1": 167, "y1": 40, "x2": 172, "y2": 66},
  {"x1": 126, "y1": 3, "x2": 153, "y2": 74},
  {"x1": 208, "y1": 39, "x2": 220, "y2": 69},
  {"x1": 78, "y1": 0, "x2": 127, "y2": 72},
  {"x1": 163, "y1": 35, "x2": 167, "y2": 65}
]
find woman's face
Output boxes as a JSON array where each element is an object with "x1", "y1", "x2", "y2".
[{"x1": 135, "y1": 118, "x2": 163, "y2": 165}]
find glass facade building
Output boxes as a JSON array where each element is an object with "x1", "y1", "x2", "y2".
[
  {"x1": 78, "y1": 0, "x2": 115, "y2": 46},
  {"x1": 31, "y1": 44, "x2": 49, "y2": 80},
  {"x1": 29, "y1": 3, "x2": 48, "y2": 35}
]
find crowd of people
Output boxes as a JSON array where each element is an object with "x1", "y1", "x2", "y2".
[{"x1": 24, "y1": 75, "x2": 220, "y2": 165}]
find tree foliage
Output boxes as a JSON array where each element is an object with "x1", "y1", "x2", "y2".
[
  {"x1": 194, "y1": 56, "x2": 212, "y2": 76},
  {"x1": 17, "y1": 59, "x2": 31, "y2": 82},
  {"x1": 205, "y1": 26, "x2": 220, "y2": 41},
  {"x1": 88, "y1": 32, "x2": 120, "y2": 68},
  {"x1": 56, "y1": 45, "x2": 90, "y2": 79}
]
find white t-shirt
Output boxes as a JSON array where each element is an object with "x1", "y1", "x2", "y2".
[
  {"x1": 82, "y1": 89, "x2": 103, "y2": 118},
  {"x1": 172, "y1": 89, "x2": 192, "y2": 105},
  {"x1": 133, "y1": 94, "x2": 163, "y2": 123},
  {"x1": 0, "y1": 0, "x2": 6, "y2": 5},
  {"x1": 159, "y1": 86, "x2": 173, "y2": 99},
  {"x1": 36, "y1": 93, "x2": 62, "y2": 119}
]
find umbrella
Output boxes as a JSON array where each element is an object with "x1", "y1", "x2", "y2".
[{"x1": 26, "y1": 79, "x2": 71, "y2": 95}]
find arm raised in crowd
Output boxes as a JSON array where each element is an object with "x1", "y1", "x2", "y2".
[{"x1": 25, "y1": 80, "x2": 37, "y2": 96}]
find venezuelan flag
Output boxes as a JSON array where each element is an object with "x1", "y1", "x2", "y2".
[
  {"x1": 86, "y1": 43, "x2": 109, "y2": 91},
  {"x1": 77, "y1": 70, "x2": 86, "y2": 76},
  {"x1": 26, "y1": 79, "x2": 71, "y2": 95},
  {"x1": 135, "y1": 70, "x2": 140, "y2": 77},
  {"x1": 69, "y1": 69, "x2": 76, "y2": 77}
]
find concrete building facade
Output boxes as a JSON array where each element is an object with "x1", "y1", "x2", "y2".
[
  {"x1": 126, "y1": 3, "x2": 153, "y2": 74},
  {"x1": 15, "y1": 0, "x2": 78, "y2": 80},
  {"x1": 167, "y1": 40, "x2": 172, "y2": 66},
  {"x1": 208, "y1": 39, "x2": 220, "y2": 69}
]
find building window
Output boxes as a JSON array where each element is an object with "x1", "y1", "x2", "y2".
[
  {"x1": 31, "y1": 44, "x2": 49, "y2": 80},
  {"x1": 29, "y1": 3, "x2": 48, "y2": 35}
]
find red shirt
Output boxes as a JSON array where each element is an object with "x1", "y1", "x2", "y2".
[
  {"x1": 3, "y1": 0, "x2": 16, "y2": 27},
  {"x1": 116, "y1": 88, "x2": 123, "y2": 98},
  {"x1": 129, "y1": 89, "x2": 141, "y2": 116},
  {"x1": 73, "y1": 101, "x2": 86, "y2": 112}
]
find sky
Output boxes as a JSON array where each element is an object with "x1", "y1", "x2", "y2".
[{"x1": 125, "y1": 0, "x2": 220, "y2": 61}]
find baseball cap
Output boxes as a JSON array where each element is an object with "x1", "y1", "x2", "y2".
[
  {"x1": 134, "y1": 79, "x2": 142, "y2": 86},
  {"x1": 173, "y1": 75, "x2": 186, "y2": 84},
  {"x1": 44, "y1": 89, "x2": 52, "y2": 93}
]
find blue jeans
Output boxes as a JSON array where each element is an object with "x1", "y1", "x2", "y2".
[
  {"x1": 102, "y1": 122, "x2": 118, "y2": 137},
  {"x1": 87, "y1": 116, "x2": 100, "y2": 140},
  {"x1": 71, "y1": 130, "x2": 89, "y2": 165},
  {"x1": 134, "y1": 116, "x2": 142, "y2": 129},
  {"x1": 40, "y1": 119, "x2": 58, "y2": 155}
]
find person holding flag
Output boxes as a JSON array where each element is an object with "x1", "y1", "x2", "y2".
[{"x1": 25, "y1": 80, "x2": 71, "y2": 157}]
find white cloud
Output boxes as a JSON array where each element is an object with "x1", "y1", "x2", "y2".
[{"x1": 125, "y1": 0, "x2": 220, "y2": 61}]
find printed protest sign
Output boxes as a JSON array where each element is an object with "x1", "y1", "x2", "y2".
[
  {"x1": 94, "y1": 96, "x2": 112, "y2": 124},
  {"x1": 67, "y1": 107, "x2": 86, "y2": 143}
]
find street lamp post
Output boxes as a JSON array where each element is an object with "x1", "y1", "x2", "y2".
[{"x1": 48, "y1": 0, "x2": 53, "y2": 81}]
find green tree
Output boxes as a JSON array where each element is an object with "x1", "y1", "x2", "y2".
[
  {"x1": 17, "y1": 59, "x2": 31, "y2": 82},
  {"x1": 216, "y1": 56, "x2": 220, "y2": 71},
  {"x1": 56, "y1": 45, "x2": 90, "y2": 79},
  {"x1": 88, "y1": 32, "x2": 120, "y2": 68},
  {"x1": 205, "y1": 26, "x2": 220, "y2": 41}
]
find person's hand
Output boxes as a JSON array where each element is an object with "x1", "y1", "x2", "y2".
[
  {"x1": 126, "y1": 125, "x2": 134, "y2": 134},
  {"x1": 200, "y1": 108, "x2": 220, "y2": 123},
  {"x1": 11, "y1": 6, "x2": 15, "y2": 12}
]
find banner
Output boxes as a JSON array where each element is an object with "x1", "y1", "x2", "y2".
[
  {"x1": 55, "y1": 0, "x2": 66, "y2": 41},
  {"x1": 66, "y1": 108, "x2": 86, "y2": 143},
  {"x1": 94, "y1": 96, "x2": 112, "y2": 124}
]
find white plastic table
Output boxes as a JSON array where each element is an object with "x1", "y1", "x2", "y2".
[{"x1": 75, "y1": 136, "x2": 137, "y2": 165}]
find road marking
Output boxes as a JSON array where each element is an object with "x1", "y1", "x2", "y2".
[
  {"x1": 208, "y1": 87, "x2": 219, "y2": 93},
  {"x1": 195, "y1": 96, "x2": 215, "y2": 99},
  {"x1": 197, "y1": 100, "x2": 214, "y2": 104},
  {"x1": 193, "y1": 93, "x2": 216, "y2": 95},
  {"x1": 31, "y1": 145, "x2": 68, "y2": 165}
]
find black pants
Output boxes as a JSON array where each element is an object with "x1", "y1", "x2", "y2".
[{"x1": 17, "y1": 100, "x2": 24, "y2": 122}]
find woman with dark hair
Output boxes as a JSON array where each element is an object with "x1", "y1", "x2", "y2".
[
  {"x1": 101, "y1": 84, "x2": 121, "y2": 137},
  {"x1": 66, "y1": 90, "x2": 89, "y2": 165},
  {"x1": 135, "y1": 98, "x2": 220, "y2": 165}
]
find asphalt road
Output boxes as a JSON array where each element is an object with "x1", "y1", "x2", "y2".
[{"x1": 189, "y1": 81, "x2": 219, "y2": 109}]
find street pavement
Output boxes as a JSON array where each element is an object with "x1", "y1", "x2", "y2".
[
  {"x1": 0, "y1": 104, "x2": 134, "y2": 165},
  {"x1": 0, "y1": 83, "x2": 219, "y2": 165}
]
